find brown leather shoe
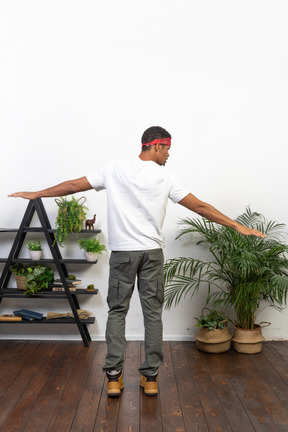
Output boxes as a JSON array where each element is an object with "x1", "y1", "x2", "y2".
[
  {"x1": 106, "y1": 371, "x2": 124, "y2": 397},
  {"x1": 140, "y1": 374, "x2": 158, "y2": 396}
]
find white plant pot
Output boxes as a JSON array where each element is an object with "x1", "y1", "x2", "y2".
[
  {"x1": 29, "y1": 250, "x2": 42, "y2": 260},
  {"x1": 85, "y1": 252, "x2": 98, "y2": 262}
]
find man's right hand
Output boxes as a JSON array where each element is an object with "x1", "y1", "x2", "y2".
[
  {"x1": 8, "y1": 192, "x2": 38, "y2": 200},
  {"x1": 8, "y1": 177, "x2": 93, "y2": 200}
]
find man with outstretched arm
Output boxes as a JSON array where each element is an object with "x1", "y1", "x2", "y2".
[{"x1": 9, "y1": 126, "x2": 265, "y2": 397}]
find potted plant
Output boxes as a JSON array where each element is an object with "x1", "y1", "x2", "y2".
[
  {"x1": 26, "y1": 240, "x2": 42, "y2": 260},
  {"x1": 10, "y1": 263, "x2": 54, "y2": 296},
  {"x1": 194, "y1": 308, "x2": 232, "y2": 353},
  {"x1": 10, "y1": 263, "x2": 28, "y2": 290},
  {"x1": 54, "y1": 196, "x2": 88, "y2": 247},
  {"x1": 164, "y1": 207, "x2": 288, "y2": 354},
  {"x1": 78, "y1": 237, "x2": 106, "y2": 262}
]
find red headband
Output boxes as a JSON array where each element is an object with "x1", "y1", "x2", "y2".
[{"x1": 142, "y1": 138, "x2": 171, "y2": 147}]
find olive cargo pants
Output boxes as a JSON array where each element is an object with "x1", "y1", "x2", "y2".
[{"x1": 103, "y1": 249, "x2": 164, "y2": 376}]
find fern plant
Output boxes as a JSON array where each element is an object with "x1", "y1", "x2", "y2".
[
  {"x1": 164, "y1": 207, "x2": 288, "y2": 329},
  {"x1": 26, "y1": 240, "x2": 42, "y2": 251},
  {"x1": 78, "y1": 237, "x2": 106, "y2": 254},
  {"x1": 54, "y1": 196, "x2": 88, "y2": 247}
]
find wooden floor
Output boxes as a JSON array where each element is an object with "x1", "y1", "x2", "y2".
[{"x1": 0, "y1": 340, "x2": 288, "y2": 432}]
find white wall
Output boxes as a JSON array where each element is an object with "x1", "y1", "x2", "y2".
[{"x1": 0, "y1": 0, "x2": 288, "y2": 341}]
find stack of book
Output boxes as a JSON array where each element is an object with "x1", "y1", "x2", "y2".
[
  {"x1": 52, "y1": 278, "x2": 82, "y2": 292},
  {"x1": 13, "y1": 309, "x2": 43, "y2": 321}
]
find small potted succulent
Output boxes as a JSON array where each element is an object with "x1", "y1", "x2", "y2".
[
  {"x1": 27, "y1": 240, "x2": 42, "y2": 260},
  {"x1": 78, "y1": 237, "x2": 106, "y2": 262}
]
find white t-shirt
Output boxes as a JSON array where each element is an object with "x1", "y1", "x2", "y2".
[{"x1": 86, "y1": 157, "x2": 189, "y2": 251}]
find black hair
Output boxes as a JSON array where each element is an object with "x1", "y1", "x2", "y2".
[{"x1": 141, "y1": 126, "x2": 171, "y2": 151}]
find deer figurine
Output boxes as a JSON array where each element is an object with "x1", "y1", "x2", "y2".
[{"x1": 85, "y1": 214, "x2": 96, "y2": 230}]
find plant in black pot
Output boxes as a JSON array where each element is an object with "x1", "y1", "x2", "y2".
[{"x1": 164, "y1": 207, "x2": 288, "y2": 354}]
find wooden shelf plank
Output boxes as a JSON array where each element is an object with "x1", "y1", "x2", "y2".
[
  {"x1": 0, "y1": 288, "x2": 98, "y2": 298},
  {"x1": 12, "y1": 258, "x2": 98, "y2": 264},
  {"x1": 0, "y1": 317, "x2": 95, "y2": 324},
  {"x1": 0, "y1": 258, "x2": 98, "y2": 264},
  {"x1": 0, "y1": 228, "x2": 101, "y2": 233}
]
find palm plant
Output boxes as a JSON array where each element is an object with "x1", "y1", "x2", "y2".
[{"x1": 164, "y1": 207, "x2": 288, "y2": 329}]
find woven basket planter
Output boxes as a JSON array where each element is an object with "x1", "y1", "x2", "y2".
[
  {"x1": 15, "y1": 275, "x2": 27, "y2": 290},
  {"x1": 233, "y1": 324, "x2": 268, "y2": 354},
  {"x1": 195, "y1": 327, "x2": 232, "y2": 353}
]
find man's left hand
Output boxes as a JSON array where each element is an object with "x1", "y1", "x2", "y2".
[{"x1": 236, "y1": 225, "x2": 266, "y2": 238}]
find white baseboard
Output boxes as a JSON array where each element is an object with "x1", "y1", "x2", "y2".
[{"x1": 1, "y1": 335, "x2": 287, "y2": 342}]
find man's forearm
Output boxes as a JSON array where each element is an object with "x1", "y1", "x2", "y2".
[
  {"x1": 178, "y1": 194, "x2": 236, "y2": 227},
  {"x1": 9, "y1": 176, "x2": 93, "y2": 200},
  {"x1": 34, "y1": 180, "x2": 84, "y2": 198},
  {"x1": 178, "y1": 193, "x2": 266, "y2": 238},
  {"x1": 192, "y1": 202, "x2": 238, "y2": 229}
]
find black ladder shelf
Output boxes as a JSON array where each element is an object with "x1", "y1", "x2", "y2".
[{"x1": 0, "y1": 198, "x2": 100, "y2": 347}]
